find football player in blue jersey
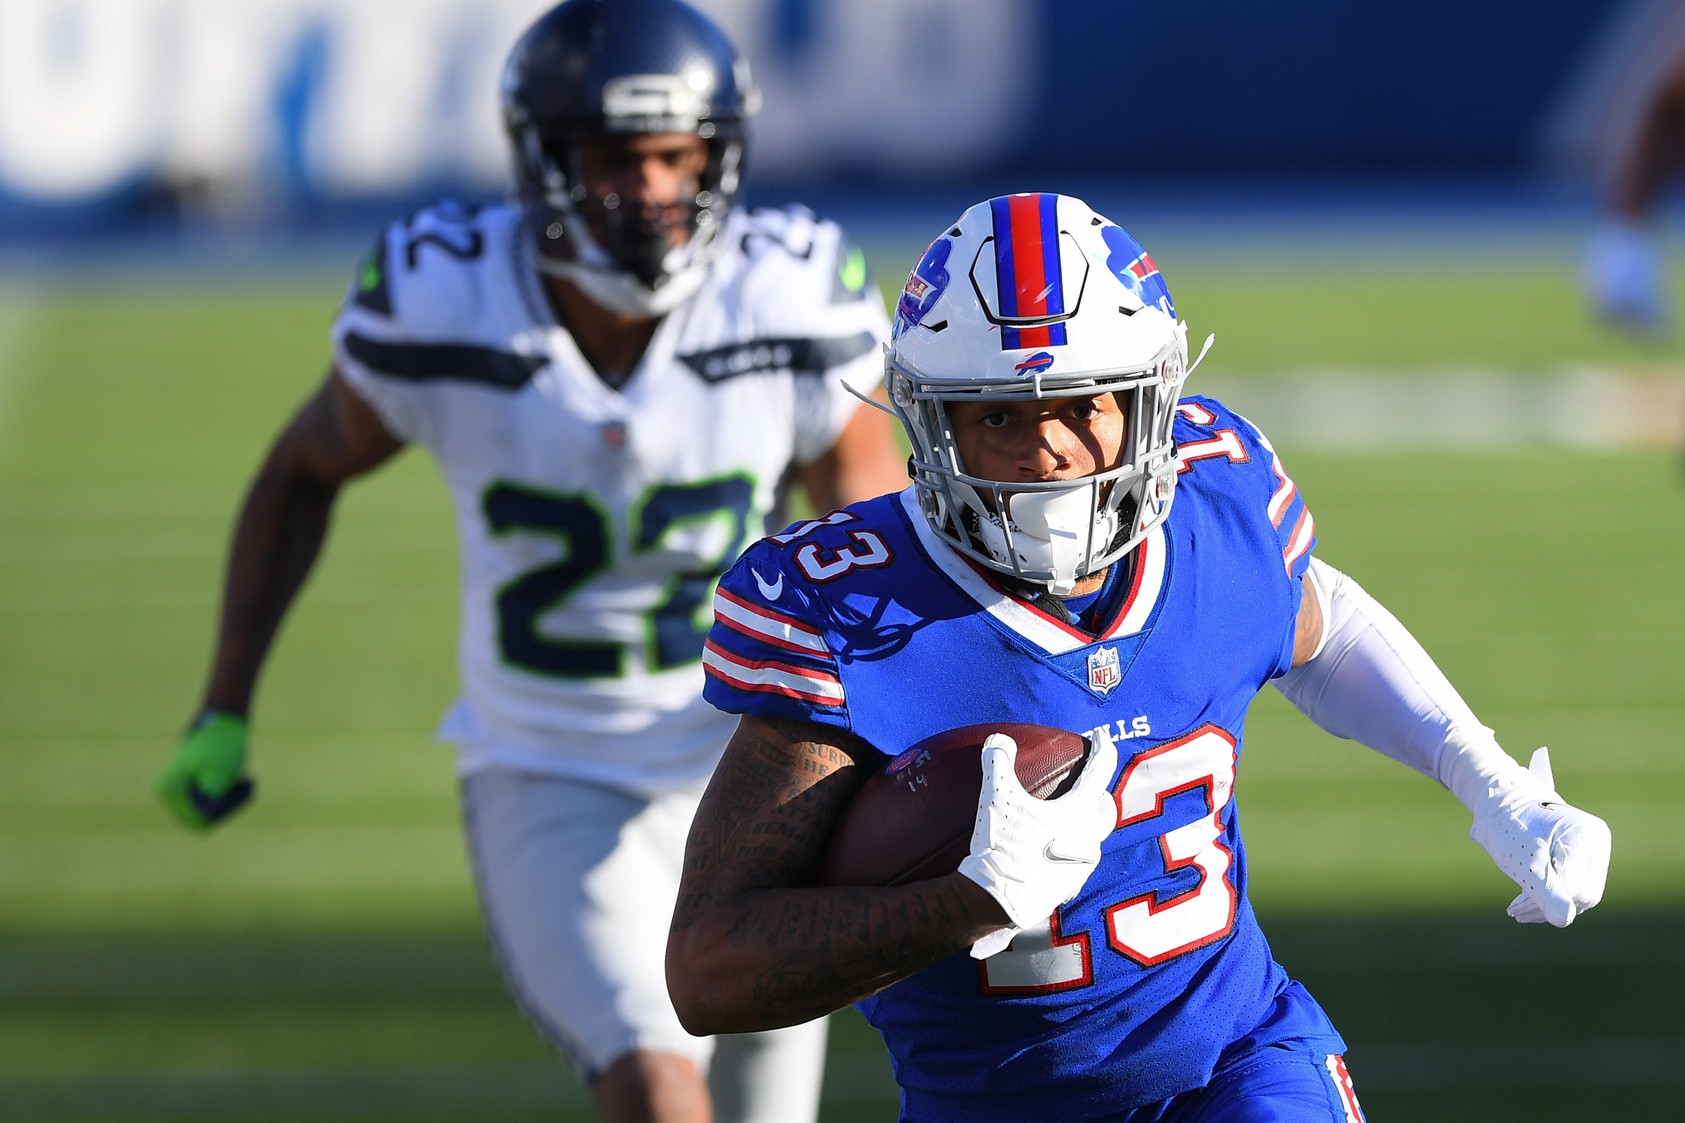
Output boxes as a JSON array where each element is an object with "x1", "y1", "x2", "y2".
[
  {"x1": 667, "y1": 193, "x2": 1613, "y2": 1122},
  {"x1": 155, "y1": 3, "x2": 905, "y2": 1122}
]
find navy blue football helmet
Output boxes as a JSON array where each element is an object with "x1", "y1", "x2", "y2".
[{"x1": 502, "y1": 0, "x2": 759, "y2": 315}]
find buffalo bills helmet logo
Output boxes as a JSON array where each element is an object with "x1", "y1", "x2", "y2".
[
  {"x1": 1014, "y1": 351, "x2": 1055, "y2": 375},
  {"x1": 894, "y1": 236, "x2": 954, "y2": 338},
  {"x1": 1101, "y1": 225, "x2": 1175, "y2": 319}
]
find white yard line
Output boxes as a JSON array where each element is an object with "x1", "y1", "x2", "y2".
[{"x1": 1199, "y1": 366, "x2": 1685, "y2": 450}]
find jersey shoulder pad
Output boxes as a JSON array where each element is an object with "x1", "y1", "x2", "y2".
[
  {"x1": 731, "y1": 206, "x2": 882, "y2": 322},
  {"x1": 734, "y1": 204, "x2": 822, "y2": 263},
  {"x1": 704, "y1": 498, "x2": 903, "y2": 726},
  {"x1": 1172, "y1": 394, "x2": 1273, "y2": 475},
  {"x1": 1173, "y1": 394, "x2": 1316, "y2": 578},
  {"x1": 339, "y1": 199, "x2": 509, "y2": 342},
  {"x1": 715, "y1": 534, "x2": 825, "y2": 636},
  {"x1": 706, "y1": 528, "x2": 844, "y2": 724},
  {"x1": 734, "y1": 499, "x2": 898, "y2": 595}
]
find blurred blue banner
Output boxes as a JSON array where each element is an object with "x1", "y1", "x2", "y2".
[{"x1": 0, "y1": 0, "x2": 1637, "y2": 227}]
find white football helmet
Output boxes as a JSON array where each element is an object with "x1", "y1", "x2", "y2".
[{"x1": 885, "y1": 193, "x2": 1209, "y2": 595}]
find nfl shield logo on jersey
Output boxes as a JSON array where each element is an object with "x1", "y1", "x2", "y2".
[{"x1": 1087, "y1": 646, "x2": 1121, "y2": 695}]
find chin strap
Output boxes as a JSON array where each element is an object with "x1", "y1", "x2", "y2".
[
  {"x1": 528, "y1": 179, "x2": 722, "y2": 318},
  {"x1": 535, "y1": 249, "x2": 711, "y2": 318},
  {"x1": 843, "y1": 377, "x2": 898, "y2": 416}
]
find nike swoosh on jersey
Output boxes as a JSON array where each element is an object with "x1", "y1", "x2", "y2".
[{"x1": 753, "y1": 569, "x2": 784, "y2": 600}]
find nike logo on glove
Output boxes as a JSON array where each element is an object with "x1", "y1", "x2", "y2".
[
  {"x1": 1042, "y1": 842, "x2": 1088, "y2": 864},
  {"x1": 1540, "y1": 801, "x2": 1563, "y2": 810},
  {"x1": 752, "y1": 569, "x2": 783, "y2": 600}
]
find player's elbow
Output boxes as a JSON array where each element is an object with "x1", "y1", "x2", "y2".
[
  {"x1": 665, "y1": 933, "x2": 762, "y2": 1036},
  {"x1": 665, "y1": 976, "x2": 732, "y2": 1037}
]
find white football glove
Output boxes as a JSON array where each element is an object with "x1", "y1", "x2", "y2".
[
  {"x1": 958, "y1": 730, "x2": 1119, "y2": 959},
  {"x1": 1465, "y1": 745, "x2": 1612, "y2": 928}
]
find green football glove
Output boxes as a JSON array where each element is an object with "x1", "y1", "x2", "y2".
[{"x1": 158, "y1": 711, "x2": 255, "y2": 829}]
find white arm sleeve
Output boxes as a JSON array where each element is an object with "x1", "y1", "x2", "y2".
[
  {"x1": 1276, "y1": 558, "x2": 1612, "y2": 927},
  {"x1": 1273, "y1": 556, "x2": 1499, "y2": 790}
]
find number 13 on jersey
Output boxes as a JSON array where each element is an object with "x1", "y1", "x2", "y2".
[{"x1": 980, "y1": 725, "x2": 1239, "y2": 993}]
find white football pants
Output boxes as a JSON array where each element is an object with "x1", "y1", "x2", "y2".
[{"x1": 461, "y1": 766, "x2": 828, "y2": 1123}]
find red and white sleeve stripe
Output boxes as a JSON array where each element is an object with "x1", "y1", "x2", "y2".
[
  {"x1": 701, "y1": 640, "x2": 845, "y2": 707},
  {"x1": 1323, "y1": 1054, "x2": 1365, "y2": 1122},
  {"x1": 713, "y1": 587, "x2": 830, "y2": 656},
  {"x1": 1266, "y1": 455, "x2": 1299, "y2": 528},
  {"x1": 1282, "y1": 507, "x2": 1316, "y2": 575}
]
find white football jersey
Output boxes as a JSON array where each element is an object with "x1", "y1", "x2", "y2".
[{"x1": 332, "y1": 200, "x2": 888, "y2": 795}]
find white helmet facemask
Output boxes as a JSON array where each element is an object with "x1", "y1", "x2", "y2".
[
  {"x1": 524, "y1": 125, "x2": 739, "y2": 318},
  {"x1": 532, "y1": 213, "x2": 716, "y2": 318}
]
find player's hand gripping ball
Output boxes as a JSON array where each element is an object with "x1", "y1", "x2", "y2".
[
  {"x1": 819, "y1": 723, "x2": 1118, "y2": 957},
  {"x1": 157, "y1": 711, "x2": 256, "y2": 830}
]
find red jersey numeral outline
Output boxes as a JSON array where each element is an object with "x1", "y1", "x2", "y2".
[
  {"x1": 770, "y1": 510, "x2": 855, "y2": 545},
  {"x1": 1105, "y1": 725, "x2": 1239, "y2": 966},
  {"x1": 1175, "y1": 429, "x2": 1249, "y2": 473},
  {"x1": 977, "y1": 908, "x2": 1094, "y2": 995},
  {"x1": 795, "y1": 531, "x2": 893, "y2": 582},
  {"x1": 975, "y1": 723, "x2": 1240, "y2": 991}
]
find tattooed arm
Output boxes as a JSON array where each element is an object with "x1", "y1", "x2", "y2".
[
  {"x1": 200, "y1": 369, "x2": 404, "y2": 715},
  {"x1": 666, "y1": 715, "x2": 1013, "y2": 1034}
]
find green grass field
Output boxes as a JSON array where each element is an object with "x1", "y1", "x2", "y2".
[{"x1": 0, "y1": 241, "x2": 1682, "y2": 1121}]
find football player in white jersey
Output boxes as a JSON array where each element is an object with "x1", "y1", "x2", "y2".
[{"x1": 156, "y1": 3, "x2": 905, "y2": 1121}]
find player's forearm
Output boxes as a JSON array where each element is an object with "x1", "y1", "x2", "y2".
[
  {"x1": 823, "y1": 460, "x2": 909, "y2": 509},
  {"x1": 798, "y1": 451, "x2": 888, "y2": 513},
  {"x1": 800, "y1": 395, "x2": 906, "y2": 510},
  {"x1": 667, "y1": 873, "x2": 1007, "y2": 1034},
  {"x1": 201, "y1": 457, "x2": 340, "y2": 716},
  {"x1": 668, "y1": 714, "x2": 1011, "y2": 1032}
]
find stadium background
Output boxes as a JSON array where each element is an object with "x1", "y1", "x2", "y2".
[{"x1": 1, "y1": 0, "x2": 1682, "y2": 1119}]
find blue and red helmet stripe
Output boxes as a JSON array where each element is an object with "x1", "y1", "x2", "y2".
[{"x1": 990, "y1": 194, "x2": 1069, "y2": 350}]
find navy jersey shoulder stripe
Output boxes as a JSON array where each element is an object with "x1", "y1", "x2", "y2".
[
  {"x1": 678, "y1": 331, "x2": 877, "y2": 383},
  {"x1": 341, "y1": 331, "x2": 545, "y2": 390}
]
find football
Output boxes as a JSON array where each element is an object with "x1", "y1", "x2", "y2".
[{"x1": 818, "y1": 723, "x2": 1093, "y2": 888}]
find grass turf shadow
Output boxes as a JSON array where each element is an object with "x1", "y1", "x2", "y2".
[{"x1": 0, "y1": 909, "x2": 1677, "y2": 1121}]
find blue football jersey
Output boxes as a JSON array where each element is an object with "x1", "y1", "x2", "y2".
[{"x1": 703, "y1": 396, "x2": 1344, "y2": 1121}]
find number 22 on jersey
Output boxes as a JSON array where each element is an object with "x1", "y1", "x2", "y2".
[
  {"x1": 980, "y1": 725, "x2": 1239, "y2": 993},
  {"x1": 483, "y1": 474, "x2": 754, "y2": 678}
]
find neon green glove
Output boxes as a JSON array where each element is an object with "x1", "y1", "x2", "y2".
[{"x1": 158, "y1": 711, "x2": 255, "y2": 829}]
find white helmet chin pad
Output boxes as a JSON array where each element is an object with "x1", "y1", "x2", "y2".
[{"x1": 976, "y1": 485, "x2": 1120, "y2": 596}]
